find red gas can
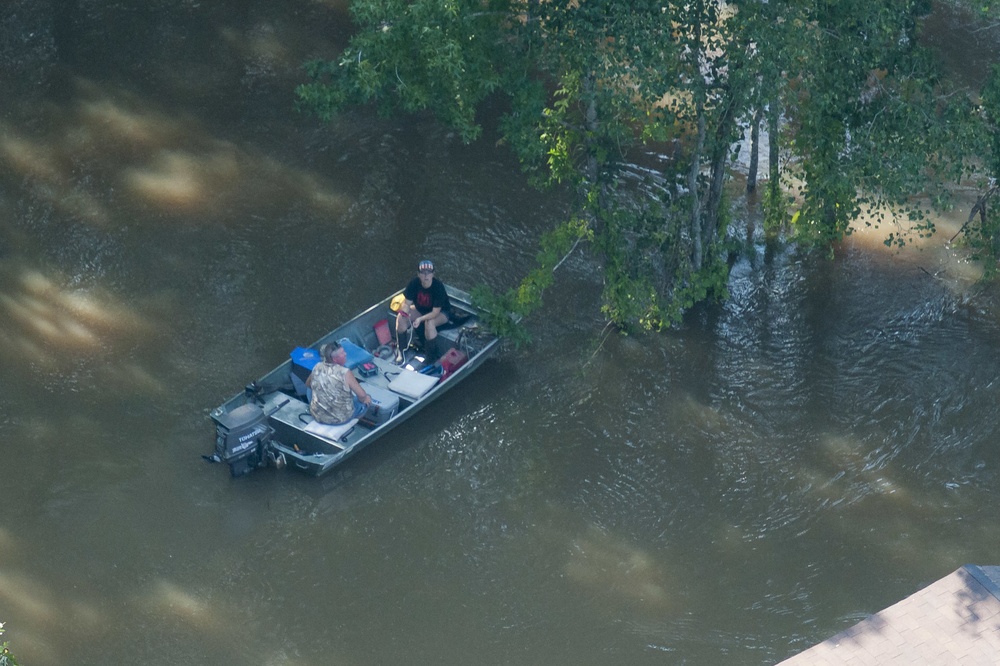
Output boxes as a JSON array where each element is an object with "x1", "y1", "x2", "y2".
[{"x1": 438, "y1": 348, "x2": 468, "y2": 379}]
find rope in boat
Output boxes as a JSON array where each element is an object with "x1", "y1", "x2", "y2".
[{"x1": 394, "y1": 311, "x2": 414, "y2": 366}]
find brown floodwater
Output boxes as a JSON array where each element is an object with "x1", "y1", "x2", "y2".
[{"x1": 1, "y1": 2, "x2": 998, "y2": 664}]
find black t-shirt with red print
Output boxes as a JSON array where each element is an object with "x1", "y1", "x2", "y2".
[{"x1": 404, "y1": 277, "x2": 451, "y2": 315}]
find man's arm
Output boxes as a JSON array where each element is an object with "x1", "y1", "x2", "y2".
[{"x1": 345, "y1": 371, "x2": 372, "y2": 404}]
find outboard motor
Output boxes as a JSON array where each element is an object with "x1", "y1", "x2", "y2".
[{"x1": 210, "y1": 403, "x2": 274, "y2": 477}]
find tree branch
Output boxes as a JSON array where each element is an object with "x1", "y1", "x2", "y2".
[
  {"x1": 551, "y1": 235, "x2": 585, "y2": 273},
  {"x1": 949, "y1": 185, "x2": 1000, "y2": 242}
]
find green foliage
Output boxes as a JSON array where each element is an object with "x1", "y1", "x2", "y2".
[
  {"x1": 595, "y1": 187, "x2": 734, "y2": 331},
  {"x1": 0, "y1": 622, "x2": 19, "y2": 666},
  {"x1": 663, "y1": 253, "x2": 731, "y2": 326},
  {"x1": 296, "y1": 0, "x2": 514, "y2": 142},
  {"x1": 600, "y1": 207, "x2": 668, "y2": 331},
  {"x1": 472, "y1": 217, "x2": 593, "y2": 344},
  {"x1": 970, "y1": 0, "x2": 1000, "y2": 17},
  {"x1": 772, "y1": 0, "x2": 964, "y2": 244},
  {"x1": 718, "y1": 1, "x2": 980, "y2": 250},
  {"x1": 915, "y1": 5, "x2": 1000, "y2": 262},
  {"x1": 299, "y1": 0, "x2": 1000, "y2": 338},
  {"x1": 983, "y1": 64, "x2": 1000, "y2": 178},
  {"x1": 762, "y1": 180, "x2": 790, "y2": 231},
  {"x1": 958, "y1": 66, "x2": 1000, "y2": 265},
  {"x1": 600, "y1": 246, "x2": 729, "y2": 331}
]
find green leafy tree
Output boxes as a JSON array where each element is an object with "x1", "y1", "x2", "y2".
[
  {"x1": 943, "y1": 2, "x2": 1000, "y2": 267},
  {"x1": 506, "y1": 0, "x2": 738, "y2": 329},
  {"x1": 753, "y1": 0, "x2": 983, "y2": 249},
  {"x1": 949, "y1": 62, "x2": 1000, "y2": 267},
  {"x1": 296, "y1": 0, "x2": 511, "y2": 142},
  {"x1": 298, "y1": 0, "x2": 992, "y2": 332}
]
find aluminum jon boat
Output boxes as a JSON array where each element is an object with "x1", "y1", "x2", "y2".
[{"x1": 207, "y1": 285, "x2": 501, "y2": 477}]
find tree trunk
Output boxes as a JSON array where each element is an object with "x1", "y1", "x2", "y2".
[
  {"x1": 689, "y1": 105, "x2": 706, "y2": 271},
  {"x1": 581, "y1": 73, "x2": 605, "y2": 231},
  {"x1": 583, "y1": 75, "x2": 599, "y2": 187},
  {"x1": 686, "y1": 0, "x2": 707, "y2": 271},
  {"x1": 747, "y1": 105, "x2": 762, "y2": 194},
  {"x1": 705, "y1": 93, "x2": 741, "y2": 247},
  {"x1": 768, "y1": 103, "x2": 779, "y2": 186}
]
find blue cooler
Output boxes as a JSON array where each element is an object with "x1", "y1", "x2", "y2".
[
  {"x1": 290, "y1": 347, "x2": 321, "y2": 397},
  {"x1": 338, "y1": 338, "x2": 375, "y2": 369}
]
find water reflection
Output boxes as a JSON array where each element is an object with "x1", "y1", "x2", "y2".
[
  {"x1": 0, "y1": 265, "x2": 149, "y2": 366},
  {"x1": 1, "y1": 79, "x2": 353, "y2": 224},
  {"x1": 565, "y1": 524, "x2": 674, "y2": 609},
  {"x1": 0, "y1": 568, "x2": 103, "y2": 665}
]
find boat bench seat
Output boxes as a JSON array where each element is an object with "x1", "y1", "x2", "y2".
[
  {"x1": 302, "y1": 418, "x2": 358, "y2": 448},
  {"x1": 387, "y1": 369, "x2": 438, "y2": 400}
]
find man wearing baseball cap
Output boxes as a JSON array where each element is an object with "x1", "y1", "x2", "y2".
[{"x1": 395, "y1": 259, "x2": 451, "y2": 360}]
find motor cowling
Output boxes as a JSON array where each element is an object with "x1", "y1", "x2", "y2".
[{"x1": 211, "y1": 403, "x2": 273, "y2": 477}]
